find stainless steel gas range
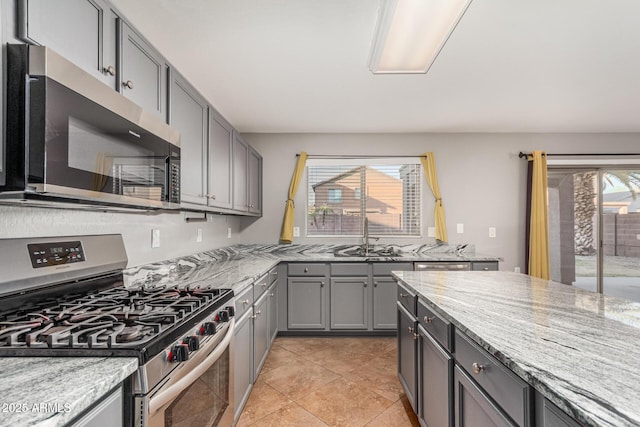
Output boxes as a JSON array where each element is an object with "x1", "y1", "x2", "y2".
[{"x1": 0, "y1": 234, "x2": 235, "y2": 427}]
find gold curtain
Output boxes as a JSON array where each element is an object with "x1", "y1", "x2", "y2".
[
  {"x1": 279, "y1": 152, "x2": 308, "y2": 243},
  {"x1": 528, "y1": 151, "x2": 550, "y2": 279},
  {"x1": 420, "y1": 152, "x2": 448, "y2": 242}
]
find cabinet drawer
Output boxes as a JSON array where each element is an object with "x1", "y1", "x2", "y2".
[
  {"x1": 471, "y1": 262, "x2": 499, "y2": 271},
  {"x1": 418, "y1": 300, "x2": 452, "y2": 352},
  {"x1": 234, "y1": 285, "x2": 254, "y2": 319},
  {"x1": 372, "y1": 262, "x2": 413, "y2": 276},
  {"x1": 455, "y1": 330, "x2": 531, "y2": 426},
  {"x1": 331, "y1": 263, "x2": 368, "y2": 276},
  {"x1": 397, "y1": 282, "x2": 417, "y2": 316},
  {"x1": 268, "y1": 266, "x2": 278, "y2": 285},
  {"x1": 288, "y1": 263, "x2": 328, "y2": 276},
  {"x1": 254, "y1": 273, "x2": 269, "y2": 300}
]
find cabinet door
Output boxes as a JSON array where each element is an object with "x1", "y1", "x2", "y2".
[
  {"x1": 535, "y1": 394, "x2": 581, "y2": 427},
  {"x1": 208, "y1": 109, "x2": 233, "y2": 209},
  {"x1": 248, "y1": 146, "x2": 262, "y2": 215},
  {"x1": 420, "y1": 326, "x2": 453, "y2": 427},
  {"x1": 119, "y1": 20, "x2": 167, "y2": 120},
  {"x1": 70, "y1": 385, "x2": 123, "y2": 427},
  {"x1": 454, "y1": 366, "x2": 515, "y2": 427},
  {"x1": 287, "y1": 277, "x2": 326, "y2": 329},
  {"x1": 232, "y1": 132, "x2": 248, "y2": 211},
  {"x1": 18, "y1": 0, "x2": 117, "y2": 88},
  {"x1": 398, "y1": 303, "x2": 418, "y2": 413},
  {"x1": 268, "y1": 283, "x2": 278, "y2": 345},
  {"x1": 253, "y1": 291, "x2": 269, "y2": 379},
  {"x1": 471, "y1": 262, "x2": 499, "y2": 271},
  {"x1": 373, "y1": 277, "x2": 397, "y2": 329},
  {"x1": 170, "y1": 70, "x2": 207, "y2": 205},
  {"x1": 330, "y1": 277, "x2": 369, "y2": 330},
  {"x1": 233, "y1": 310, "x2": 253, "y2": 421}
]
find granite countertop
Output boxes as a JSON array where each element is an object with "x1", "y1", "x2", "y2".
[
  {"x1": 0, "y1": 357, "x2": 138, "y2": 427},
  {"x1": 392, "y1": 270, "x2": 640, "y2": 427},
  {"x1": 123, "y1": 243, "x2": 501, "y2": 294}
]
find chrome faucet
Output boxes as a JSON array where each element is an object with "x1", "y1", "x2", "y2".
[{"x1": 362, "y1": 217, "x2": 378, "y2": 255}]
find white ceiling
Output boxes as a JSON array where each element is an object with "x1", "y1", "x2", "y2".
[{"x1": 110, "y1": 0, "x2": 640, "y2": 133}]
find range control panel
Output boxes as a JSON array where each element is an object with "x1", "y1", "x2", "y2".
[{"x1": 27, "y1": 241, "x2": 85, "y2": 268}]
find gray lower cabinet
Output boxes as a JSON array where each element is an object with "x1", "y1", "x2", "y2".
[
  {"x1": 119, "y1": 20, "x2": 168, "y2": 120},
  {"x1": 471, "y1": 261, "x2": 499, "y2": 271},
  {"x1": 288, "y1": 277, "x2": 326, "y2": 329},
  {"x1": 268, "y1": 282, "x2": 278, "y2": 344},
  {"x1": 253, "y1": 289, "x2": 269, "y2": 379},
  {"x1": 70, "y1": 385, "x2": 123, "y2": 427},
  {"x1": 234, "y1": 306, "x2": 253, "y2": 421},
  {"x1": 398, "y1": 302, "x2": 418, "y2": 413},
  {"x1": 535, "y1": 394, "x2": 581, "y2": 427},
  {"x1": 419, "y1": 325, "x2": 453, "y2": 427},
  {"x1": 454, "y1": 366, "x2": 515, "y2": 427},
  {"x1": 170, "y1": 70, "x2": 208, "y2": 205},
  {"x1": 18, "y1": 0, "x2": 118, "y2": 88},
  {"x1": 372, "y1": 277, "x2": 398, "y2": 329},
  {"x1": 330, "y1": 276, "x2": 369, "y2": 330}
]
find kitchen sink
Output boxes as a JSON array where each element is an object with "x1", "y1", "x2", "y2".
[{"x1": 333, "y1": 246, "x2": 403, "y2": 257}]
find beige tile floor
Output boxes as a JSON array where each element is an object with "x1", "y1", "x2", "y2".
[{"x1": 236, "y1": 336, "x2": 420, "y2": 427}]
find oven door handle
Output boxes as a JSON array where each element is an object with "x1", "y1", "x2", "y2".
[{"x1": 148, "y1": 318, "x2": 235, "y2": 416}]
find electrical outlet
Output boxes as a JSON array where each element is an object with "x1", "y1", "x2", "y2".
[
  {"x1": 515, "y1": 267, "x2": 521, "y2": 273},
  {"x1": 293, "y1": 227, "x2": 300, "y2": 237},
  {"x1": 151, "y1": 229, "x2": 160, "y2": 248},
  {"x1": 456, "y1": 223, "x2": 464, "y2": 234},
  {"x1": 636, "y1": 234, "x2": 640, "y2": 240},
  {"x1": 227, "y1": 227, "x2": 232, "y2": 239},
  {"x1": 427, "y1": 227, "x2": 436, "y2": 237},
  {"x1": 489, "y1": 227, "x2": 496, "y2": 238},
  {"x1": 196, "y1": 228, "x2": 203, "y2": 242}
]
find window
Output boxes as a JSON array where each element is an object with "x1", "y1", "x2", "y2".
[
  {"x1": 328, "y1": 188, "x2": 342, "y2": 203},
  {"x1": 307, "y1": 158, "x2": 421, "y2": 237}
]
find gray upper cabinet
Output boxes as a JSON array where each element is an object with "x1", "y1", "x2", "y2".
[
  {"x1": 18, "y1": 0, "x2": 118, "y2": 88},
  {"x1": 208, "y1": 109, "x2": 233, "y2": 210},
  {"x1": 232, "y1": 132, "x2": 248, "y2": 212},
  {"x1": 119, "y1": 20, "x2": 168, "y2": 121},
  {"x1": 248, "y1": 146, "x2": 262, "y2": 215},
  {"x1": 170, "y1": 70, "x2": 208, "y2": 205}
]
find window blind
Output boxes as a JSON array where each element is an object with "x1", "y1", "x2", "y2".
[{"x1": 306, "y1": 160, "x2": 421, "y2": 237}]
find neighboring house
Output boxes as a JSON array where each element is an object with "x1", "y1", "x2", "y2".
[{"x1": 603, "y1": 190, "x2": 640, "y2": 214}]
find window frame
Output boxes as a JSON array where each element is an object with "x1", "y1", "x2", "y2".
[{"x1": 305, "y1": 157, "x2": 424, "y2": 238}]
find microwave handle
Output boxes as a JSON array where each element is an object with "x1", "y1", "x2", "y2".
[{"x1": 148, "y1": 317, "x2": 235, "y2": 416}]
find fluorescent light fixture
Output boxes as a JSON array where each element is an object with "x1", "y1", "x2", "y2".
[{"x1": 368, "y1": 0, "x2": 474, "y2": 74}]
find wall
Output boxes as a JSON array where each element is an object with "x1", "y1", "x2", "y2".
[
  {"x1": 0, "y1": 206, "x2": 242, "y2": 267},
  {"x1": 241, "y1": 132, "x2": 640, "y2": 272}
]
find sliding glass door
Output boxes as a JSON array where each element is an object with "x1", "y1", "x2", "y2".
[{"x1": 548, "y1": 167, "x2": 640, "y2": 302}]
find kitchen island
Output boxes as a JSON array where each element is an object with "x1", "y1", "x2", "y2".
[{"x1": 393, "y1": 270, "x2": 640, "y2": 427}]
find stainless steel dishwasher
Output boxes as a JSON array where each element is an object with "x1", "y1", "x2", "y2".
[{"x1": 414, "y1": 262, "x2": 471, "y2": 271}]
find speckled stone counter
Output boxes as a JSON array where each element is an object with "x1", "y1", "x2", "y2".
[
  {"x1": 392, "y1": 270, "x2": 640, "y2": 427},
  {"x1": 123, "y1": 243, "x2": 501, "y2": 294},
  {"x1": 0, "y1": 357, "x2": 137, "y2": 427}
]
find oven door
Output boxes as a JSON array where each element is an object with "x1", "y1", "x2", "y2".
[{"x1": 142, "y1": 319, "x2": 235, "y2": 427}]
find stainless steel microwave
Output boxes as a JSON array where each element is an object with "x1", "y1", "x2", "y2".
[{"x1": 1, "y1": 44, "x2": 181, "y2": 211}]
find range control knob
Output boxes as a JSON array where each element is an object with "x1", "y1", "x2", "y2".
[
  {"x1": 202, "y1": 322, "x2": 217, "y2": 335},
  {"x1": 168, "y1": 344, "x2": 189, "y2": 362},
  {"x1": 218, "y1": 309, "x2": 230, "y2": 322},
  {"x1": 183, "y1": 335, "x2": 200, "y2": 351},
  {"x1": 225, "y1": 306, "x2": 235, "y2": 317}
]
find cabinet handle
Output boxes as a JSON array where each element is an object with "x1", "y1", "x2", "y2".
[
  {"x1": 242, "y1": 299, "x2": 250, "y2": 305},
  {"x1": 123, "y1": 80, "x2": 134, "y2": 89},
  {"x1": 413, "y1": 333, "x2": 419, "y2": 341},
  {"x1": 304, "y1": 267, "x2": 309, "y2": 273},
  {"x1": 206, "y1": 194, "x2": 216, "y2": 200},
  {"x1": 373, "y1": 281, "x2": 378, "y2": 287},
  {"x1": 483, "y1": 267, "x2": 489, "y2": 271},
  {"x1": 103, "y1": 65, "x2": 116, "y2": 76},
  {"x1": 270, "y1": 292, "x2": 274, "y2": 297},
  {"x1": 408, "y1": 326, "x2": 414, "y2": 334},
  {"x1": 424, "y1": 316, "x2": 434, "y2": 323},
  {"x1": 320, "y1": 282, "x2": 325, "y2": 287},
  {"x1": 261, "y1": 283, "x2": 267, "y2": 287},
  {"x1": 251, "y1": 314, "x2": 257, "y2": 319},
  {"x1": 363, "y1": 282, "x2": 367, "y2": 287},
  {"x1": 399, "y1": 293, "x2": 408, "y2": 298},
  {"x1": 256, "y1": 310, "x2": 262, "y2": 315},
  {"x1": 472, "y1": 363, "x2": 485, "y2": 375}
]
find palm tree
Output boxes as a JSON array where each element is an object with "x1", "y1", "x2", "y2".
[
  {"x1": 573, "y1": 170, "x2": 640, "y2": 255},
  {"x1": 310, "y1": 204, "x2": 334, "y2": 229}
]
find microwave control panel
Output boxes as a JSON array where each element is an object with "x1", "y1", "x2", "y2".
[{"x1": 27, "y1": 241, "x2": 85, "y2": 268}]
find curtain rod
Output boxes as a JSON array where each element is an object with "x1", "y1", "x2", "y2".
[
  {"x1": 518, "y1": 151, "x2": 640, "y2": 159},
  {"x1": 296, "y1": 154, "x2": 426, "y2": 158}
]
